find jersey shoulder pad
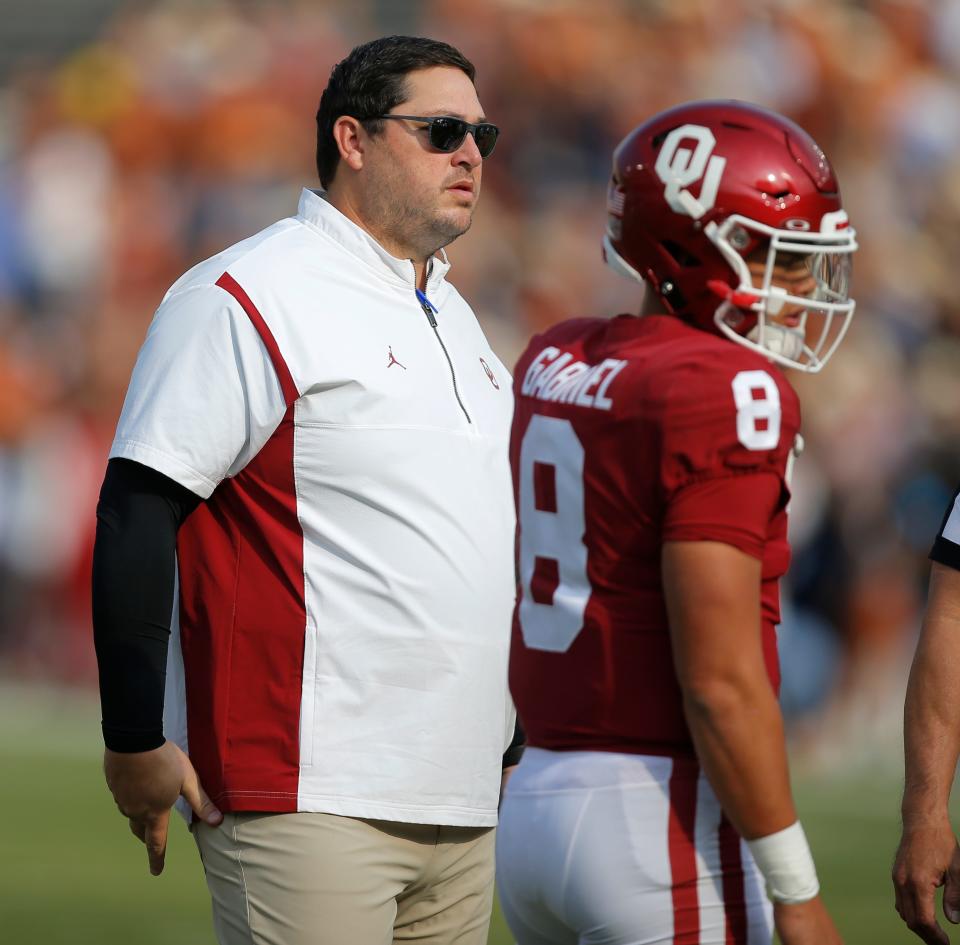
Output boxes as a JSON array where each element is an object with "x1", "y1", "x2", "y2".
[{"x1": 655, "y1": 340, "x2": 800, "y2": 488}]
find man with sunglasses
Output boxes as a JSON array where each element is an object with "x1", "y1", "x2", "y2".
[{"x1": 93, "y1": 35, "x2": 519, "y2": 945}]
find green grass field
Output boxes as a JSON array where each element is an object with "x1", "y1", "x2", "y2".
[{"x1": 0, "y1": 684, "x2": 925, "y2": 944}]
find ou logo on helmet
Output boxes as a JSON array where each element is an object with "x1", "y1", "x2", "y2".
[{"x1": 654, "y1": 124, "x2": 727, "y2": 221}]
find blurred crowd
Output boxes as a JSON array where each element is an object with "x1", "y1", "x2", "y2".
[{"x1": 1, "y1": 0, "x2": 958, "y2": 767}]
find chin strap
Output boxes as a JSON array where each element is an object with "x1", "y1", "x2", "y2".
[
  {"x1": 706, "y1": 279, "x2": 761, "y2": 308},
  {"x1": 747, "y1": 321, "x2": 805, "y2": 361},
  {"x1": 708, "y1": 280, "x2": 806, "y2": 362}
]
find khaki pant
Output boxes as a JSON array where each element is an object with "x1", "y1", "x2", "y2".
[{"x1": 193, "y1": 812, "x2": 495, "y2": 945}]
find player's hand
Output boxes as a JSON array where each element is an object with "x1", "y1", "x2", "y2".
[
  {"x1": 773, "y1": 896, "x2": 842, "y2": 945},
  {"x1": 893, "y1": 821, "x2": 960, "y2": 944},
  {"x1": 103, "y1": 740, "x2": 222, "y2": 876}
]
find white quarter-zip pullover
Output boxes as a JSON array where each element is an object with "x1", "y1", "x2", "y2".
[{"x1": 111, "y1": 188, "x2": 517, "y2": 826}]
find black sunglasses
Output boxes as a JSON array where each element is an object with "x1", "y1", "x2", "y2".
[{"x1": 373, "y1": 114, "x2": 499, "y2": 158}]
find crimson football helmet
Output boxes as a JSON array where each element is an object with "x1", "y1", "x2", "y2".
[{"x1": 603, "y1": 100, "x2": 857, "y2": 373}]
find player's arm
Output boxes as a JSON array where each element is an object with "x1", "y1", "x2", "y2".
[
  {"x1": 93, "y1": 458, "x2": 222, "y2": 875},
  {"x1": 663, "y1": 539, "x2": 793, "y2": 834},
  {"x1": 662, "y1": 538, "x2": 839, "y2": 944},
  {"x1": 894, "y1": 560, "x2": 960, "y2": 945}
]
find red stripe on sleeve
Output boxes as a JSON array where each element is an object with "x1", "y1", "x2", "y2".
[
  {"x1": 216, "y1": 272, "x2": 299, "y2": 407},
  {"x1": 668, "y1": 758, "x2": 701, "y2": 944},
  {"x1": 719, "y1": 813, "x2": 748, "y2": 944}
]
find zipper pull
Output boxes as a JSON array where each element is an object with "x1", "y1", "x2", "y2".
[{"x1": 416, "y1": 288, "x2": 438, "y2": 328}]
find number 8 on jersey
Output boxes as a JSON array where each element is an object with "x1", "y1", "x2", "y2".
[{"x1": 518, "y1": 415, "x2": 590, "y2": 653}]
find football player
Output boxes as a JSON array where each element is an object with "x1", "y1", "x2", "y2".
[{"x1": 495, "y1": 101, "x2": 857, "y2": 945}]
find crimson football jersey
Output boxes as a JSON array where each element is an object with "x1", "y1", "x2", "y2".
[{"x1": 509, "y1": 314, "x2": 801, "y2": 757}]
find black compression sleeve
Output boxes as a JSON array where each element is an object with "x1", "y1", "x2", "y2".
[
  {"x1": 502, "y1": 717, "x2": 526, "y2": 768},
  {"x1": 92, "y1": 458, "x2": 201, "y2": 752}
]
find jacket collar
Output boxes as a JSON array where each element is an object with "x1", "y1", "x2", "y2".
[{"x1": 297, "y1": 188, "x2": 452, "y2": 294}]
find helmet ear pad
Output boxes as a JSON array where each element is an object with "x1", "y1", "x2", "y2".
[
  {"x1": 612, "y1": 163, "x2": 736, "y2": 328},
  {"x1": 617, "y1": 204, "x2": 719, "y2": 323}
]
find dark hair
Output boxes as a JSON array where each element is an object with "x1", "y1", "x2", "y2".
[{"x1": 315, "y1": 36, "x2": 476, "y2": 188}]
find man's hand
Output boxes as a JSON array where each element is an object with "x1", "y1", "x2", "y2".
[
  {"x1": 774, "y1": 896, "x2": 842, "y2": 945},
  {"x1": 103, "y1": 740, "x2": 222, "y2": 875},
  {"x1": 893, "y1": 821, "x2": 960, "y2": 944}
]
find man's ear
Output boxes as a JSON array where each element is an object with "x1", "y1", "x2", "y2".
[{"x1": 333, "y1": 116, "x2": 366, "y2": 173}]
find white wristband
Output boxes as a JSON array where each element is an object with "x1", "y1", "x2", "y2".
[{"x1": 746, "y1": 821, "x2": 820, "y2": 904}]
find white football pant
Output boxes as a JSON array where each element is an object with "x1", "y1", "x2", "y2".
[{"x1": 495, "y1": 748, "x2": 774, "y2": 945}]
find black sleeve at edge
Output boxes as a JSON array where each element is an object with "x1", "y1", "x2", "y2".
[
  {"x1": 930, "y1": 537, "x2": 960, "y2": 572},
  {"x1": 502, "y1": 717, "x2": 526, "y2": 768},
  {"x1": 92, "y1": 458, "x2": 201, "y2": 753}
]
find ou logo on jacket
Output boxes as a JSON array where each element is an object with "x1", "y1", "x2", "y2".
[{"x1": 654, "y1": 124, "x2": 726, "y2": 221}]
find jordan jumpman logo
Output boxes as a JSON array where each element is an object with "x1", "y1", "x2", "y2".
[{"x1": 387, "y1": 346, "x2": 406, "y2": 370}]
